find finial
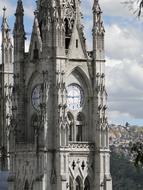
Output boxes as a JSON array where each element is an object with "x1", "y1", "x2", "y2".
[
  {"x1": 3, "y1": 6, "x2": 6, "y2": 12},
  {"x1": 2, "y1": 7, "x2": 6, "y2": 19},
  {"x1": 15, "y1": 0, "x2": 24, "y2": 15},
  {"x1": 2, "y1": 6, "x2": 7, "y2": 28},
  {"x1": 93, "y1": 0, "x2": 101, "y2": 14}
]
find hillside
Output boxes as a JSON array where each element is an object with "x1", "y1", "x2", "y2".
[{"x1": 111, "y1": 149, "x2": 143, "y2": 190}]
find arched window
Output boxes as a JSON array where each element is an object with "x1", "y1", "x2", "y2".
[
  {"x1": 33, "y1": 42, "x2": 39, "y2": 60},
  {"x1": 24, "y1": 180, "x2": 29, "y2": 190},
  {"x1": 76, "y1": 113, "x2": 84, "y2": 142},
  {"x1": 75, "y1": 177, "x2": 81, "y2": 190},
  {"x1": 32, "y1": 114, "x2": 38, "y2": 129},
  {"x1": 84, "y1": 177, "x2": 90, "y2": 190}
]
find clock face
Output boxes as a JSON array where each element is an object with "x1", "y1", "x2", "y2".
[
  {"x1": 67, "y1": 84, "x2": 84, "y2": 110},
  {"x1": 31, "y1": 84, "x2": 43, "y2": 112}
]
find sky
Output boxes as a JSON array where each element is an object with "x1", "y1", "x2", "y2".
[{"x1": 0, "y1": 0, "x2": 143, "y2": 126}]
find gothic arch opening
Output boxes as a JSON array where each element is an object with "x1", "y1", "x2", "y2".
[
  {"x1": 76, "y1": 112, "x2": 85, "y2": 142},
  {"x1": 30, "y1": 113, "x2": 39, "y2": 143},
  {"x1": 31, "y1": 114, "x2": 38, "y2": 128},
  {"x1": 70, "y1": 67, "x2": 92, "y2": 97},
  {"x1": 75, "y1": 176, "x2": 82, "y2": 190},
  {"x1": 84, "y1": 177, "x2": 90, "y2": 190},
  {"x1": 24, "y1": 180, "x2": 29, "y2": 190}
]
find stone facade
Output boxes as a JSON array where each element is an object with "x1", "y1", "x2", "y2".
[
  {"x1": 0, "y1": 0, "x2": 112, "y2": 190},
  {"x1": 0, "y1": 7, "x2": 13, "y2": 171}
]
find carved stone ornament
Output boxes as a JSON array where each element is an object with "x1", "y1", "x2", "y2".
[{"x1": 63, "y1": 0, "x2": 76, "y2": 25}]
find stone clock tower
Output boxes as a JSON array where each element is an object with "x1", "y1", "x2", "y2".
[{"x1": 7, "y1": 0, "x2": 112, "y2": 190}]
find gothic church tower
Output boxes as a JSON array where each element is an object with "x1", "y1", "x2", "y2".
[{"x1": 7, "y1": 0, "x2": 112, "y2": 189}]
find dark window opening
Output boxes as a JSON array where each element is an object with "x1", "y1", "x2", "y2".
[
  {"x1": 69, "y1": 124, "x2": 73, "y2": 141},
  {"x1": 39, "y1": 21, "x2": 43, "y2": 39},
  {"x1": 76, "y1": 125, "x2": 82, "y2": 141},
  {"x1": 64, "y1": 18, "x2": 74, "y2": 51},
  {"x1": 76, "y1": 39, "x2": 78, "y2": 48},
  {"x1": 24, "y1": 180, "x2": 29, "y2": 190},
  {"x1": 33, "y1": 42, "x2": 39, "y2": 60},
  {"x1": 65, "y1": 37, "x2": 71, "y2": 50},
  {"x1": 76, "y1": 177, "x2": 81, "y2": 190},
  {"x1": 84, "y1": 178, "x2": 90, "y2": 190}
]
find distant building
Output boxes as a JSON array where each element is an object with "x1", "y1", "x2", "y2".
[
  {"x1": 0, "y1": 171, "x2": 9, "y2": 190},
  {"x1": 0, "y1": 0, "x2": 112, "y2": 190}
]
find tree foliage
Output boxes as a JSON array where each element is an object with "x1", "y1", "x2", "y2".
[
  {"x1": 123, "y1": 0, "x2": 143, "y2": 17},
  {"x1": 111, "y1": 148, "x2": 143, "y2": 190},
  {"x1": 131, "y1": 142, "x2": 143, "y2": 167},
  {"x1": 138, "y1": 0, "x2": 143, "y2": 16}
]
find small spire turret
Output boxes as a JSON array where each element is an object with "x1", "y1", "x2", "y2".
[
  {"x1": 14, "y1": 0, "x2": 24, "y2": 34},
  {"x1": 93, "y1": 0, "x2": 105, "y2": 36},
  {"x1": 1, "y1": 7, "x2": 12, "y2": 65},
  {"x1": 2, "y1": 7, "x2": 9, "y2": 47},
  {"x1": 2, "y1": 7, "x2": 8, "y2": 30},
  {"x1": 13, "y1": 0, "x2": 25, "y2": 60},
  {"x1": 13, "y1": 0, "x2": 26, "y2": 143},
  {"x1": 92, "y1": 0, "x2": 105, "y2": 61}
]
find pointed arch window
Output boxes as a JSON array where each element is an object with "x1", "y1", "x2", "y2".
[
  {"x1": 24, "y1": 180, "x2": 29, "y2": 190},
  {"x1": 32, "y1": 114, "x2": 39, "y2": 128},
  {"x1": 75, "y1": 177, "x2": 81, "y2": 190},
  {"x1": 76, "y1": 113, "x2": 84, "y2": 142},
  {"x1": 84, "y1": 177, "x2": 90, "y2": 190},
  {"x1": 31, "y1": 114, "x2": 39, "y2": 142},
  {"x1": 65, "y1": 18, "x2": 72, "y2": 50},
  {"x1": 33, "y1": 42, "x2": 39, "y2": 60}
]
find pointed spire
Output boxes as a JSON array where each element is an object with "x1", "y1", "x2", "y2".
[
  {"x1": 93, "y1": 0, "x2": 105, "y2": 34},
  {"x1": 2, "y1": 7, "x2": 6, "y2": 22},
  {"x1": 1, "y1": 7, "x2": 9, "y2": 31},
  {"x1": 14, "y1": 0, "x2": 25, "y2": 34},
  {"x1": 15, "y1": 0, "x2": 24, "y2": 15},
  {"x1": 1, "y1": 7, "x2": 13, "y2": 66},
  {"x1": 13, "y1": 0, "x2": 25, "y2": 59},
  {"x1": 93, "y1": 0, "x2": 102, "y2": 14},
  {"x1": 1, "y1": 7, "x2": 11, "y2": 46}
]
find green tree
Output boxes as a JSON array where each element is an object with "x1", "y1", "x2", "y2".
[{"x1": 111, "y1": 148, "x2": 143, "y2": 190}]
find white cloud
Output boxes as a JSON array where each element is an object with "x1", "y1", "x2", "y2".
[
  {"x1": 106, "y1": 58, "x2": 143, "y2": 121},
  {"x1": 0, "y1": 0, "x2": 15, "y2": 17},
  {"x1": 0, "y1": 0, "x2": 143, "y2": 125},
  {"x1": 0, "y1": 0, "x2": 34, "y2": 19},
  {"x1": 101, "y1": 0, "x2": 133, "y2": 17},
  {"x1": 105, "y1": 24, "x2": 143, "y2": 60},
  {"x1": 108, "y1": 110, "x2": 133, "y2": 125}
]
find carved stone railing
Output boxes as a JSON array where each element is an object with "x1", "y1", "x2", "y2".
[{"x1": 64, "y1": 142, "x2": 95, "y2": 152}]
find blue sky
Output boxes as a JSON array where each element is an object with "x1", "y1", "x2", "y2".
[{"x1": 1, "y1": 0, "x2": 143, "y2": 126}]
